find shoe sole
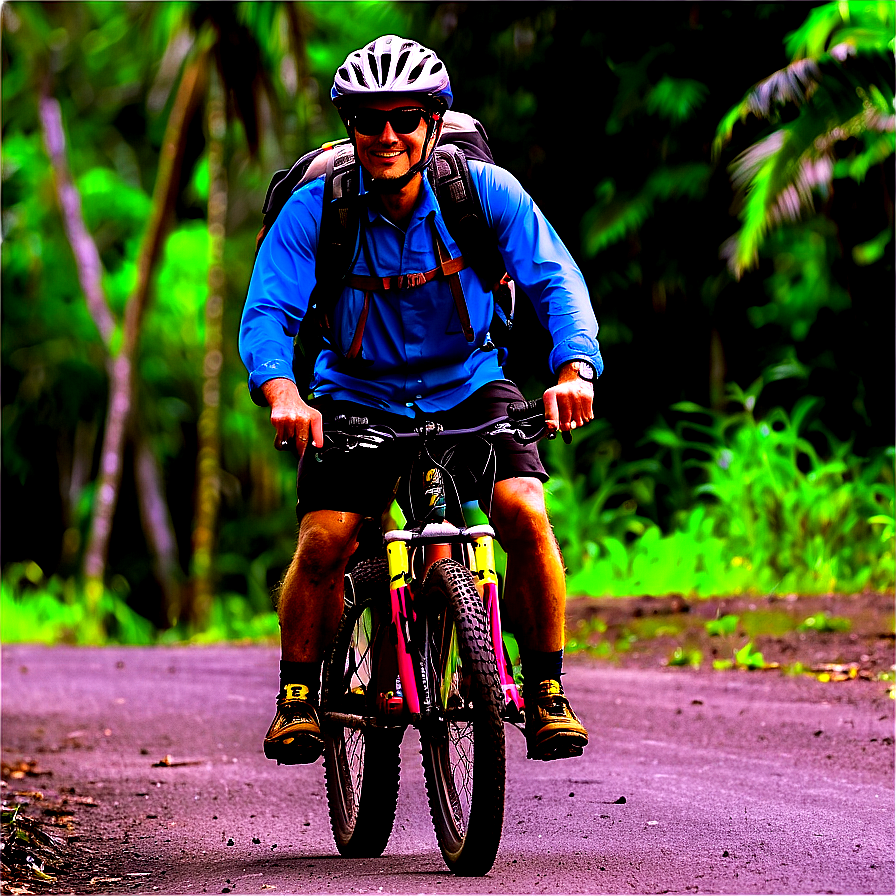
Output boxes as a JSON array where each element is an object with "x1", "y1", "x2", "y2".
[
  {"x1": 526, "y1": 729, "x2": 589, "y2": 761},
  {"x1": 264, "y1": 733, "x2": 324, "y2": 765}
]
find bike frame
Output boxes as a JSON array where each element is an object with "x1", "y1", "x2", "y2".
[
  {"x1": 384, "y1": 521, "x2": 524, "y2": 721},
  {"x1": 321, "y1": 404, "x2": 546, "y2": 727}
]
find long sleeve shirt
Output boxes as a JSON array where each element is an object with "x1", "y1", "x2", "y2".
[{"x1": 240, "y1": 158, "x2": 602, "y2": 417}]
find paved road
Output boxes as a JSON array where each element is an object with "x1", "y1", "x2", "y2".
[{"x1": 2, "y1": 644, "x2": 893, "y2": 895}]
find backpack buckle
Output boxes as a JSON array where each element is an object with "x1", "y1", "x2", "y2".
[{"x1": 398, "y1": 272, "x2": 427, "y2": 289}]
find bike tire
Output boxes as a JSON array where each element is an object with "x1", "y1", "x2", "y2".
[
  {"x1": 322, "y1": 558, "x2": 401, "y2": 857},
  {"x1": 419, "y1": 558, "x2": 506, "y2": 876}
]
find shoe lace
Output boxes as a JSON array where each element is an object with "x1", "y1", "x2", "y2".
[{"x1": 535, "y1": 680, "x2": 570, "y2": 718}]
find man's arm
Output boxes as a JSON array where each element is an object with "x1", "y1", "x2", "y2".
[
  {"x1": 469, "y1": 162, "x2": 603, "y2": 430},
  {"x1": 239, "y1": 181, "x2": 324, "y2": 408}
]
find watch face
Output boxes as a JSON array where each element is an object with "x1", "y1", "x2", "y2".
[{"x1": 574, "y1": 361, "x2": 594, "y2": 382}]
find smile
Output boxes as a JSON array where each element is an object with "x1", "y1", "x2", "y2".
[{"x1": 372, "y1": 150, "x2": 405, "y2": 159}]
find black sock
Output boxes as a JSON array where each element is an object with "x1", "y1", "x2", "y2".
[
  {"x1": 279, "y1": 660, "x2": 322, "y2": 702},
  {"x1": 519, "y1": 648, "x2": 564, "y2": 689}
]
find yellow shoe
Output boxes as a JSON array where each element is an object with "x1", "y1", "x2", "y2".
[
  {"x1": 263, "y1": 684, "x2": 324, "y2": 765},
  {"x1": 525, "y1": 679, "x2": 589, "y2": 761}
]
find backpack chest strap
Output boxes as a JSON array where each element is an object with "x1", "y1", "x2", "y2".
[{"x1": 346, "y1": 255, "x2": 466, "y2": 292}]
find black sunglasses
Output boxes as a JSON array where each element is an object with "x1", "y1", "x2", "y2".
[{"x1": 352, "y1": 107, "x2": 429, "y2": 137}]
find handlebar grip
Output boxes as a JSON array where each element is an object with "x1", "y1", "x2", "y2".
[
  {"x1": 507, "y1": 398, "x2": 542, "y2": 419},
  {"x1": 332, "y1": 414, "x2": 370, "y2": 427}
]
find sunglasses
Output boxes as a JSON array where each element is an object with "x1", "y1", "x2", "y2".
[{"x1": 352, "y1": 107, "x2": 429, "y2": 137}]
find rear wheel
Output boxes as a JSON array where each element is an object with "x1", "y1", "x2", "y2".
[
  {"x1": 419, "y1": 559, "x2": 506, "y2": 876},
  {"x1": 322, "y1": 559, "x2": 402, "y2": 857}
]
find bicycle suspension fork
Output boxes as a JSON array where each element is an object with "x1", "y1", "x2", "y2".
[
  {"x1": 470, "y1": 530, "x2": 524, "y2": 715},
  {"x1": 384, "y1": 535, "x2": 423, "y2": 715}
]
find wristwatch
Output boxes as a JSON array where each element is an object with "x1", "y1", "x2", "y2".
[{"x1": 569, "y1": 360, "x2": 596, "y2": 383}]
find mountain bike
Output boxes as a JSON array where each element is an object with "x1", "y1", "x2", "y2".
[{"x1": 317, "y1": 399, "x2": 552, "y2": 876}]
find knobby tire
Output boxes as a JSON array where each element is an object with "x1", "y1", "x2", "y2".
[
  {"x1": 419, "y1": 558, "x2": 506, "y2": 876},
  {"x1": 322, "y1": 558, "x2": 401, "y2": 857}
]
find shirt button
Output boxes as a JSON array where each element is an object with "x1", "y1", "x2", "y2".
[
  {"x1": 405, "y1": 402, "x2": 414, "y2": 408},
  {"x1": 415, "y1": 394, "x2": 423, "y2": 399}
]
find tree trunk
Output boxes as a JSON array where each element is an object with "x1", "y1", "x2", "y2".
[
  {"x1": 188, "y1": 70, "x2": 227, "y2": 629},
  {"x1": 133, "y1": 431, "x2": 182, "y2": 627},
  {"x1": 38, "y1": 92, "x2": 116, "y2": 347},
  {"x1": 81, "y1": 55, "x2": 207, "y2": 610}
]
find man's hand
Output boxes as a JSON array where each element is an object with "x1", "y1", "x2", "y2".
[
  {"x1": 260, "y1": 378, "x2": 323, "y2": 456},
  {"x1": 543, "y1": 362, "x2": 595, "y2": 434}
]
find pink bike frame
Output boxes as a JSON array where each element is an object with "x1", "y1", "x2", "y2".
[{"x1": 384, "y1": 523, "x2": 524, "y2": 719}]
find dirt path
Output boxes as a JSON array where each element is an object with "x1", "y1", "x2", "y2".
[{"x1": 2, "y1": 644, "x2": 893, "y2": 895}]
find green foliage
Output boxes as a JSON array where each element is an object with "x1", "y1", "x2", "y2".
[
  {"x1": 749, "y1": 219, "x2": 850, "y2": 340},
  {"x1": 705, "y1": 614, "x2": 740, "y2": 637},
  {"x1": 715, "y1": 0, "x2": 895, "y2": 277},
  {"x1": 583, "y1": 163, "x2": 712, "y2": 256},
  {"x1": 550, "y1": 381, "x2": 895, "y2": 598},
  {"x1": 798, "y1": 612, "x2": 852, "y2": 633},
  {"x1": 1, "y1": 562, "x2": 154, "y2": 645},
  {"x1": 668, "y1": 646, "x2": 703, "y2": 668},
  {"x1": 711, "y1": 640, "x2": 768, "y2": 671}
]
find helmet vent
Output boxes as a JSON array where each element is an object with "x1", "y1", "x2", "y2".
[
  {"x1": 368, "y1": 52, "x2": 381, "y2": 85},
  {"x1": 407, "y1": 59, "x2": 425, "y2": 81},
  {"x1": 431, "y1": 61, "x2": 444, "y2": 74},
  {"x1": 379, "y1": 53, "x2": 392, "y2": 85},
  {"x1": 351, "y1": 61, "x2": 368, "y2": 86},
  {"x1": 396, "y1": 50, "x2": 411, "y2": 76}
]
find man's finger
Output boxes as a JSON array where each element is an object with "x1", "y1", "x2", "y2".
[
  {"x1": 309, "y1": 410, "x2": 324, "y2": 449},
  {"x1": 543, "y1": 389, "x2": 560, "y2": 430}
]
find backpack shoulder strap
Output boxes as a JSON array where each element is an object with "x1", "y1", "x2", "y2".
[
  {"x1": 430, "y1": 144, "x2": 507, "y2": 292},
  {"x1": 255, "y1": 138, "x2": 353, "y2": 257},
  {"x1": 306, "y1": 143, "x2": 365, "y2": 358}
]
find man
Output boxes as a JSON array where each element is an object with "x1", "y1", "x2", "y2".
[{"x1": 239, "y1": 35, "x2": 602, "y2": 764}]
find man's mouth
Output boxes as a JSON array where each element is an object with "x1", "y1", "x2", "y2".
[{"x1": 372, "y1": 150, "x2": 405, "y2": 159}]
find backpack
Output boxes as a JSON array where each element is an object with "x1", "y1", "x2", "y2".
[{"x1": 253, "y1": 112, "x2": 516, "y2": 391}]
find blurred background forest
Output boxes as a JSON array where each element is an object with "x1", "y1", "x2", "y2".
[{"x1": 2, "y1": 1, "x2": 893, "y2": 644}]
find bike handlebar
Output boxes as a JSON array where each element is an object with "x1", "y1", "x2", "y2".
[
  {"x1": 277, "y1": 397, "x2": 570, "y2": 454},
  {"x1": 277, "y1": 397, "x2": 576, "y2": 454}
]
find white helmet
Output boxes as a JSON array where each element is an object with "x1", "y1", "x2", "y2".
[{"x1": 331, "y1": 35, "x2": 453, "y2": 111}]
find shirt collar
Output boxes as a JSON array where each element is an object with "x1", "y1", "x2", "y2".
[{"x1": 358, "y1": 165, "x2": 438, "y2": 225}]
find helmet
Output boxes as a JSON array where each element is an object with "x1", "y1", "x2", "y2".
[{"x1": 331, "y1": 35, "x2": 453, "y2": 112}]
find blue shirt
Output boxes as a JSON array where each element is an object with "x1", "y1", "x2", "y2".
[{"x1": 240, "y1": 159, "x2": 602, "y2": 417}]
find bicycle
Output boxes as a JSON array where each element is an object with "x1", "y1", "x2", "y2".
[{"x1": 313, "y1": 398, "x2": 556, "y2": 876}]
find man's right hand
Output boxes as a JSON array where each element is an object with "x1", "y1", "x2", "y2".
[{"x1": 260, "y1": 378, "x2": 323, "y2": 456}]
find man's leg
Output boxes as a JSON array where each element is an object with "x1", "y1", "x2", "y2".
[
  {"x1": 265, "y1": 509, "x2": 364, "y2": 765},
  {"x1": 489, "y1": 477, "x2": 588, "y2": 760}
]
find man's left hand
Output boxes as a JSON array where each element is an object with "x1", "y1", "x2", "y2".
[{"x1": 544, "y1": 362, "x2": 595, "y2": 433}]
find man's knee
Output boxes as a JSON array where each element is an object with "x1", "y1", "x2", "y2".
[
  {"x1": 295, "y1": 511, "x2": 363, "y2": 579},
  {"x1": 491, "y1": 478, "x2": 552, "y2": 548}
]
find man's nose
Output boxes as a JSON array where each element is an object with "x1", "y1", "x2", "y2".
[{"x1": 378, "y1": 121, "x2": 399, "y2": 141}]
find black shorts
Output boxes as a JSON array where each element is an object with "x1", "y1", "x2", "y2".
[{"x1": 295, "y1": 380, "x2": 548, "y2": 520}]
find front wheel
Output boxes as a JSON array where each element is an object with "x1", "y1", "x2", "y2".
[
  {"x1": 322, "y1": 559, "x2": 402, "y2": 857},
  {"x1": 419, "y1": 559, "x2": 506, "y2": 876}
]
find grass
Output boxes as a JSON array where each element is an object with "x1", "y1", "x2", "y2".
[{"x1": 545, "y1": 382, "x2": 894, "y2": 599}]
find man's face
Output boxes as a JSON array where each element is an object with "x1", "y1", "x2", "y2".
[{"x1": 352, "y1": 96, "x2": 431, "y2": 183}]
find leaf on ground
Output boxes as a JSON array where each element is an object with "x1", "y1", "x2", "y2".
[{"x1": 152, "y1": 755, "x2": 203, "y2": 767}]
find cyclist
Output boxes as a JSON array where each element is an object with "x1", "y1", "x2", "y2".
[{"x1": 240, "y1": 35, "x2": 602, "y2": 764}]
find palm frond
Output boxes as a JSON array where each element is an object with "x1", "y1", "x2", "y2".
[
  {"x1": 785, "y1": 2, "x2": 895, "y2": 59},
  {"x1": 723, "y1": 113, "x2": 843, "y2": 278},
  {"x1": 645, "y1": 76, "x2": 709, "y2": 124},
  {"x1": 714, "y1": 58, "x2": 822, "y2": 157},
  {"x1": 583, "y1": 164, "x2": 711, "y2": 256}
]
